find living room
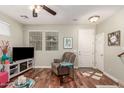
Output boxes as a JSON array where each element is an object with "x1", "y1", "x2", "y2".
[{"x1": 0, "y1": 0, "x2": 124, "y2": 91}]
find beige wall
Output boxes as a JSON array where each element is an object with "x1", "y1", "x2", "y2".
[
  {"x1": 24, "y1": 24, "x2": 95, "y2": 67},
  {"x1": 0, "y1": 12, "x2": 23, "y2": 46},
  {"x1": 1, "y1": 6, "x2": 124, "y2": 81},
  {"x1": 96, "y1": 9, "x2": 124, "y2": 81}
]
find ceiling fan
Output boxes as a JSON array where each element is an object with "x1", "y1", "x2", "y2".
[{"x1": 31, "y1": 5, "x2": 57, "y2": 17}]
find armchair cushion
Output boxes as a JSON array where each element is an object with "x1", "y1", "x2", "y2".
[{"x1": 51, "y1": 62, "x2": 60, "y2": 75}]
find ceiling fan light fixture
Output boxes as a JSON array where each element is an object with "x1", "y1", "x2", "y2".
[
  {"x1": 35, "y1": 8, "x2": 41, "y2": 13},
  {"x1": 88, "y1": 15, "x2": 100, "y2": 23},
  {"x1": 36, "y1": 5, "x2": 41, "y2": 10},
  {"x1": 29, "y1": 5, "x2": 35, "y2": 10},
  {"x1": 30, "y1": 5, "x2": 57, "y2": 17},
  {"x1": 29, "y1": 5, "x2": 41, "y2": 13}
]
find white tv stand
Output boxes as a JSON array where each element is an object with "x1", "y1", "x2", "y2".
[{"x1": 5, "y1": 58, "x2": 34, "y2": 79}]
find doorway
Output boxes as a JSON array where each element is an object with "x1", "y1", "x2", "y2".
[
  {"x1": 78, "y1": 29, "x2": 95, "y2": 67},
  {"x1": 95, "y1": 33, "x2": 104, "y2": 71}
]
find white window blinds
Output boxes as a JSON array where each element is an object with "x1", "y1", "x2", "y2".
[
  {"x1": 0, "y1": 20, "x2": 10, "y2": 36},
  {"x1": 29, "y1": 32, "x2": 42, "y2": 50}
]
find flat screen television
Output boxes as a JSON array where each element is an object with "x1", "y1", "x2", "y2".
[{"x1": 12, "y1": 47, "x2": 34, "y2": 61}]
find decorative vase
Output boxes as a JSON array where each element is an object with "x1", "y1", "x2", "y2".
[{"x1": 1, "y1": 54, "x2": 9, "y2": 64}]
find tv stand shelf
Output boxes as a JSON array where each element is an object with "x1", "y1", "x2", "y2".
[{"x1": 4, "y1": 58, "x2": 34, "y2": 79}]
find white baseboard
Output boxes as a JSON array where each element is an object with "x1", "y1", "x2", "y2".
[
  {"x1": 34, "y1": 66, "x2": 51, "y2": 68},
  {"x1": 103, "y1": 71, "x2": 119, "y2": 83},
  {"x1": 34, "y1": 66, "x2": 78, "y2": 69},
  {"x1": 93, "y1": 67, "x2": 119, "y2": 83},
  {"x1": 92, "y1": 66, "x2": 97, "y2": 69}
]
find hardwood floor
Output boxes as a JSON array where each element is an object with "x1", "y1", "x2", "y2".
[{"x1": 10, "y1": 68, "x2": 118, "y2": 88}]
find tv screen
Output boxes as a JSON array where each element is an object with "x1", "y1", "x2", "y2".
[{"x1": 13, "y1": 47, "x2": 34, "y2": 61}]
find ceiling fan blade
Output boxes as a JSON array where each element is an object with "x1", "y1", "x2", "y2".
[
  {"x1": 42, "y1": 5, "x2": 56, "y2": 15},
  {"x1": 33, "y1": 9, "x2": 38, "y2": 17}
]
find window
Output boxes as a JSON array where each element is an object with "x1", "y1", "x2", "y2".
[
  {"x1": 45, "y1": 32, "x2": 58, "y2": 51},
  {"x1": 0, "y1": 20, "x2": 10, "y2": 36},
  {"x1": 29, "y1": 32, "x2": 42, "y2": 50}
]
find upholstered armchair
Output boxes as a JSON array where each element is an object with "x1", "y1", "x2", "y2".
[{"x1": 51, "y1": 52, "x2": 76, "y2": 77}]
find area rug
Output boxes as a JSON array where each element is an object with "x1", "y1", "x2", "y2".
[
  {"x1": 96, "y1": 85, "x2": 118, "y2": 88},
  {"x1": 6, "y1": 78, "x2": 35, "y2": 88}
]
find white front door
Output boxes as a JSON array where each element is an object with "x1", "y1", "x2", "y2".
[
  {"x1": 78, "y1": 29, "x2": 95, "y2": 67},
  {"x1": 95, "y1": 33, "x2": 104, "y2": 71}
]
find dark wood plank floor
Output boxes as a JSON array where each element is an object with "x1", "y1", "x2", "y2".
[{"x1": 10, "y1": 68, "x2": 118, "y2": 88}]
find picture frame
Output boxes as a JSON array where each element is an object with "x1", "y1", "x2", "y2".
[
  {"x1": 63, "y1": 37, "x2": 73, "y2": 49},
  {"x1": 108, "y1": 30, "x2": 120, "y2": 46}
]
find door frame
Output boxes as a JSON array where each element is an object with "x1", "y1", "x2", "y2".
[{"x1": 95, "y1": 33, "x2": 105, "y2": 72}]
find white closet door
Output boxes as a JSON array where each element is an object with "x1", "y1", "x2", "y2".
[{"x1": 78, "y1": 29, "x2": 95, "y2": 67}]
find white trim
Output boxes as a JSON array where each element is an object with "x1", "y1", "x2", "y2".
[
  {"x1": 94, "y1": 67, "x2": 119, "y2": 83},
  {"x1": 27, "y1": 30, "x2": 59, "y2": 32},
  {"x1": 34, "y1": 66, "x2": 78, "y2": 69},
  {"x1": 103, "y1": 71, "x2": 119, "y2": 83},
  {"x1": 92, "y1": 66, "x2": 97, "y2": 69},
  {"x1": 34, "y1": 66, "x2": 51, "y2": 68},
  {"x1": 95, "y1": 33, "x2": 105, "y2": 72}
]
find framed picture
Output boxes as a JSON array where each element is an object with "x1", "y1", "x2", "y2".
[
  {"x1": 108, "y1": 30, "x2": 120, "y2": 46},
  {"x1": 63, "y1": 37, "x2": 73, "y2": 49}
]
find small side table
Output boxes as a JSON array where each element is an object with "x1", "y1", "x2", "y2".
[{"x1": 0, "y1": 71, "x2": 9, "y2": 87}]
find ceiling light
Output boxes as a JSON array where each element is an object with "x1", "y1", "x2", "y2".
[
  {"x1": 36, "y1": 5, "x2": 41, "y2": 10},
  {"x1": 29, "y1": 5, "x2": 35, "y2": 10},
  {"x1": 29, "y1": 5, "x2": 56, "y2": 17},
  {"x1": 29, "y1": 5, "x2": 41, "y2": 13},
  {"x1": 35, "y1": 8, "x2": 41, "y2": 13},
  {"x1": 88, "y1": 15, "x2": 100, "y2": 23}
]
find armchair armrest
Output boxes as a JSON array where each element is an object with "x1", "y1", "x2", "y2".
[
  {"x1": 54, "y1": 59, "x2": 61, "y2": 63},
  {"x1": 51, "y1": 62, "x2": 60, "y2": 75}
]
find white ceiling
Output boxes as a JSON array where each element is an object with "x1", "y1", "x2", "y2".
[{"x1": 0, "y1": 5, "x2": 123, "y2": 25}]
